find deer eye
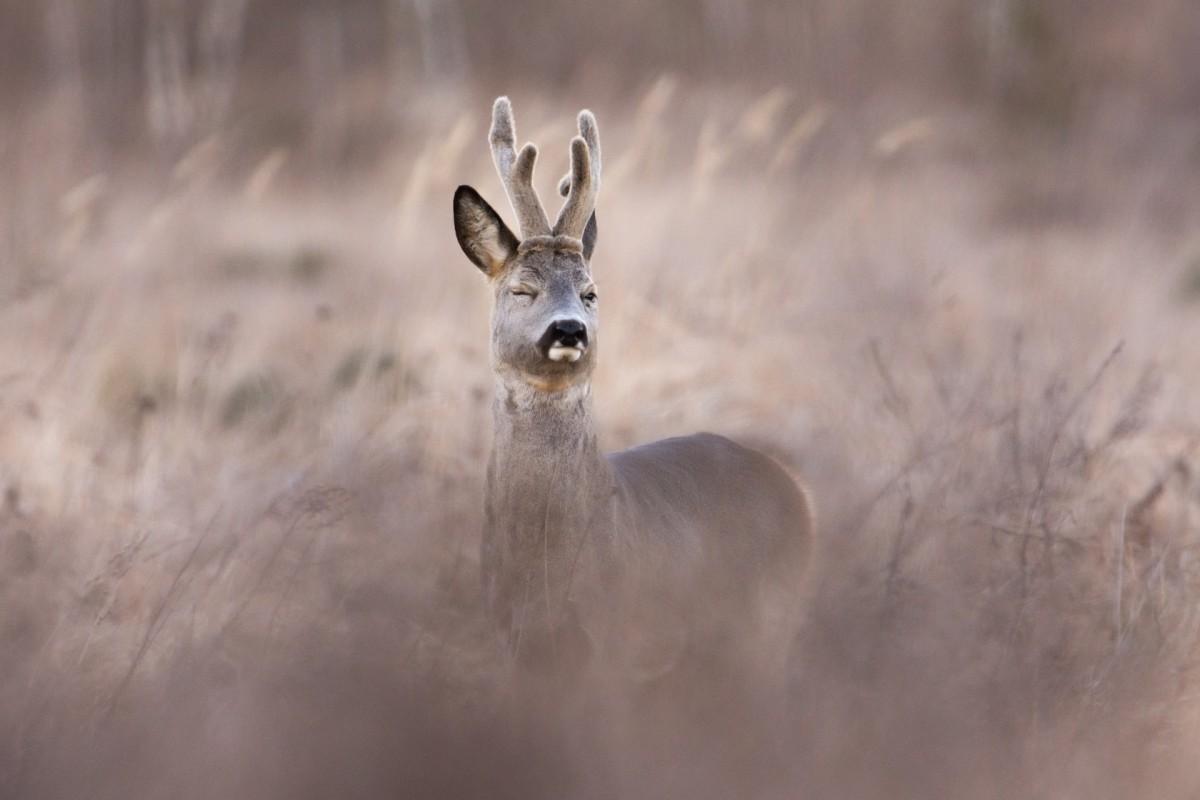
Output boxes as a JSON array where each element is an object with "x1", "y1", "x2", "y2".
[
  {"x1": 581, "y1": 289, "x2": 598, "y2": 304},
  {"x1": 510, "y1": 286, "x2": 537, "y2": 299}
]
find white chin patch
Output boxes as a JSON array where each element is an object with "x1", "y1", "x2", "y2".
[{"x1": 548, "y1": 345, "x2": 583, "y2": 363}]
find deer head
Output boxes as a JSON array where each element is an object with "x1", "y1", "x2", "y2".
[{"x1": 453, "y1": 97, "x2": 601, "y2": 393}]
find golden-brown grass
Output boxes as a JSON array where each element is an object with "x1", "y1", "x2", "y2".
[{"x1": 3, "y1": 76, "x2": 1200, "y2": 798}]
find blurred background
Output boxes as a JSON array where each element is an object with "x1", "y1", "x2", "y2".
[{"x1": 3, "y1": 2, "x2": 1200, "y2": 798}]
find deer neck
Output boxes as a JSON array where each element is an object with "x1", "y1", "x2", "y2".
[
  {"x1": 484, "y1": 376, "x2": 615, "y2": 653},
  {"x1": 488, "y1": 377, "x2": 610, "y2": 506},
  {"x1": 484, "y1": 375, "x2": 614, "y2": 637}
]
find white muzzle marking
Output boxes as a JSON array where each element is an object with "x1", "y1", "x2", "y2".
[{"x1": 548, "y1": 345, "x2": 584, "y2": 363}]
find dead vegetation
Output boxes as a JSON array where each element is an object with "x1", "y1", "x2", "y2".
[{"x1": 3, "y1": 2, "x2": 1200, "y2": 798}]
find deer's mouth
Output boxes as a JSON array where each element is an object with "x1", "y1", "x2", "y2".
[{"x1": 547, "y1": 344, "x2": 585, "y2": 363}]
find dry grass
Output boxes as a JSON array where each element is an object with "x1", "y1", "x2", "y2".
[{"x1": 4, "y1": 33, "x2": 1200, "y2": 797}]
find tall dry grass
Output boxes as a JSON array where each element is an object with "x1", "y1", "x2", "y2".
[{"x1": 4, "y1": 3, "x2": 1200, "y2": 797}]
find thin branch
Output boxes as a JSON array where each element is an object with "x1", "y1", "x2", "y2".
[{"x1": 105, "y1": 508, "x2": 221, "y2": 718}]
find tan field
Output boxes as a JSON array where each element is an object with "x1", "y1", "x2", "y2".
[{"x1": 3, "y1": 2, "x2": 1200, "y2": 797}]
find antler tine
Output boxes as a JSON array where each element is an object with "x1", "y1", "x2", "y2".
[
  {"x1": 553, "y1": 110, "x2": 600, "y2": 238},
  {"x1": 557, "y1": 110, "x2": 601, "y2": 198},
  {"x1": 489, "y1": 97, "x2": 551, "y2": 238}
]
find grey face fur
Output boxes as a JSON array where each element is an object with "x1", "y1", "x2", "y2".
[{"x1": 491, "y1": 242, "x2": 598, "y2": 390}]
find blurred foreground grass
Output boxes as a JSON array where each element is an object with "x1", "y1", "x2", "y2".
[{"x1": 2, "y1": 54, "x2": 1200, "y2": 798}]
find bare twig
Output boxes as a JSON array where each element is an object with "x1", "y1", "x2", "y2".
[
  {"x1": 1114, "y1": 504, "x2": 1128, "y2": 643},
  {"x1": 105, "y1": 508, "x2": 221, "y2": 718}
]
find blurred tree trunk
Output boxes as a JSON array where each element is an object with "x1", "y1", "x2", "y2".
[
  {"x1": 145, "y1": 0, "x2": 193, "y2": 150},
  {"x1": 978, "y1": 0, "x2": 1079, "y2": 125},
  {"x1": 304, "y1": 7, "x2": 347, "y2": 166},
  {"x1": 44, "y1": 0, "x2": 86, "y2": 125},
  {"x1": 83, "y1": 0, "x2": 145, "y2": 150},
  {"x1": 409, "y1": 0, "x2": 469, "y2": 84},
  {"x1": 700, "y1": 0, "x2": 750, "y2": 71},
  {"x1": 196, "y1": 0, "x2": 249, "y2": 133}
]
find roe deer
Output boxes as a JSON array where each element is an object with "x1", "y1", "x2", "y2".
[{"x1": 453, "y1": 97, "x2": 813, "y2": 675}]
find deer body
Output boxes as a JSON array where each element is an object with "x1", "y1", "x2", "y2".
[{"x1": 455, "y1": 98, "x2": 813, "y2": 670}]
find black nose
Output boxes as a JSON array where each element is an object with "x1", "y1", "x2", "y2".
[{"x1": 548, "y1": 319, "x2": 587, "y2": 348}]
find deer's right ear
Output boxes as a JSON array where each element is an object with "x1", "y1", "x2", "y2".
[{"x1": 454, "y1": 185, "x2": 519, "y2": 277}]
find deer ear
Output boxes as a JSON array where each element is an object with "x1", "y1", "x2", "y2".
[
  {"x1": 581, "y1": 212, "x2": 597, "y2": 261},
  {"x1": 454, "y1": 185, "x2": 519, "y2": 276}
]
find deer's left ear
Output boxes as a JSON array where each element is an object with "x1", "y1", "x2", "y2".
[
  {"x1": 454, "y1": 185, "x2": 519, "y2": 276},
  {"x1": 581, "y1": 212, "x2": 597, "y2": 261}
]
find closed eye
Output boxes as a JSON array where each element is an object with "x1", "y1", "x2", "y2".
[{"x1": 510, "y1": 286, "x2": 537, "y2": 298}]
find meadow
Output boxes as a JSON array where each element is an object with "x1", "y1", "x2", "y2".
[{"x1": 3, "y1": 2, "x2": 1200, "y2": 797}]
